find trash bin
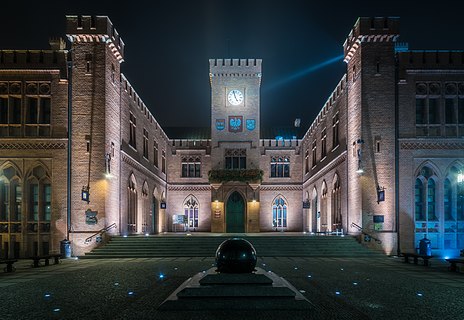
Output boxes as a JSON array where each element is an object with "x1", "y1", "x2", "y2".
[
  {"x1": 60, "y1": 239, "x2": 71, "y2": 258},
  {"x1": 419, "y1": 237, "x2": 432, "y2": 256}
]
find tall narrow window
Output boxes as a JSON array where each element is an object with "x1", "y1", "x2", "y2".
[
  {"x1": 427, "y1": 179, "x2": 437, "y2": 221},
  {"x1": 311, "y1": 141, "x2": 317, "y2": 167},
  {"x1": 30, "y1": 183, "x2": 39, "y2": 221},
  {"x1": 272, "y1": 196, "x2": 287, "y2": 228},
  {"x1": 415, "y1": 179, "x2": 424, "y2": 221},
  {"x1": 153, "y1": 141, "x2": 159, "y2": 167},
  {"x1": 0, "y1": 180, "x2": 9, "y2": 221},
  {"x1": 428, "y1": 98, "x2": 440, "y2": 124},
  {"x1": 85, "y1": 54, "x2": 92, "y2": 74},
  {"x1": 304, "y1": 150, "x2": 309, "y2": 174},
  {"x1": 416, "y1": 98, "x2": 426, "y2": 125},
  {"x1": 161, "y1": 150, "x2": 166, "y2": 174},
  {"x1": 332, "y1": 112, "x2": 339, "y2": 149},
  {"x1": 43, "y1": 184, "x2": 51, "y2": 221},
  {"x1": 445, "y1": 99, "x2": 456, "y2": 124},
  {"x1": 0, "y1": 97, "x2": 8, "y2": 124},
  {"x1": 321, "y1": 128, "x2": 327, "y2": 159},
  {"x1": 129, "y1": 113, "x2": 136, "y2": 148},
  {"x1": 13, "y1": 183, "x2": 21, "y2": 222},
  {"x1": 111, "y1": 64, "x2": 115, "y2": 84},
  {"x1": 444, "y1": 179, "x2": 453, "y2": 221},
  {"x1": 143, "y1": 128, "x2": 148, "y2": 158}
]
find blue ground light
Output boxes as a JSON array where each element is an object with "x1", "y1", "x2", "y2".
[{"x1": 159, "y1": 273, "x2": 165, "y2": 280}]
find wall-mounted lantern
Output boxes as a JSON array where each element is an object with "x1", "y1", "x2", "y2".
[
  {"x1": 81, "y1": 185, "x2": 90, "y2": 203},
  {"x1": 377, "y1": 186, "x2": 385, "y2": 204}
]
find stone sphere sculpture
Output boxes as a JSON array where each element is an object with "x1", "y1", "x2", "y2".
[{"x1": 215, "y1": 238, "x2": 257, "y2": 273}]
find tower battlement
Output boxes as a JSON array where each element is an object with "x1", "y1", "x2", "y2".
[
  {"x1": 209, "y1": 59, "x2": 262, "y2": 75},
  {"x1": 66, "y1": 15, "x2": 124, "y2": 62},
  {"x1": 344, "y1": 17, "x2": 400, "y2": 63}
]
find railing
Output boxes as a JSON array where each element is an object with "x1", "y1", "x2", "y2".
[
  {"x1": 84, "y1": 223, "x2": 117, "y2": 244},
  {"x1": 350, "y1": 222, "x2": 382, "y2": 244}
]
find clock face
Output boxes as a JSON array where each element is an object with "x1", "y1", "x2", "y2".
[{"x1": 227, "y1": 89, "x2": 243, "y2": 105}]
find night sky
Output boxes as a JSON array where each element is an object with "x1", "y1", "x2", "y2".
[{"x1": 2, "y1": 0, "x2": 464, "y2": 132}]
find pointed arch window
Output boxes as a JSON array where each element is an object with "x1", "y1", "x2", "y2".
[
  {"x1": 184, "y1": 195, "x2": 199, "y2": 229},
  {"x1": 272, "y1": 196, "x2": 287, "y2": 228}
]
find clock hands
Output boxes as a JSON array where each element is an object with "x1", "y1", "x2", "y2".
[{"x1": 233, "y1": 91, "x2": 238, "y2": 102}]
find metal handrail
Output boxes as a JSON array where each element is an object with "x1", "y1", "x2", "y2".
[
  {"x1": 84, "y1": 223, "x2": 117, "y2": 244},
  {"x1": 350, "y1": 222, "x2": 382, "y2": 244}
]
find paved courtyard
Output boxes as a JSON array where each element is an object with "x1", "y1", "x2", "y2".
[{"x1": 1, "y1": 255, "x2": 463, "y2": 319}]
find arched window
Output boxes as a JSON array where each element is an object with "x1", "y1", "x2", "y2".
[
  {"x1": 272, "y1": 196, "x2": 287, "y2": 228},
  {"x1": 0, "y1": 178, "x2": 9, "y2": 222},
  {"x1": 183, "y1": 195, "x2": 199, "y2": 229}
]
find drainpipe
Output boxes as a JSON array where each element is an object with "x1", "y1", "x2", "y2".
[
  {"x1": 67, "y1": 54, "x2": 73, "y2": 241},
  {"x1": 395, "y1": 53, "x2": 400, "y2": 256}
]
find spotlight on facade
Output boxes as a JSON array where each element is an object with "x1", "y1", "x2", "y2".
[
  {"x1": 458, "y1": 172, "x2": 464, "y2": 184},
  {"x1": 356, "y1": 168, "x2": 364, "y2": 174}
]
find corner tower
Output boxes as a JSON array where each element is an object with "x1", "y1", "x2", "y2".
[
  {"x1": 344, "y1": 17, "x2": 399, "y2": 252},
  {"x1": 66, "y1": 16, "x2": 124, "y2": 254}
]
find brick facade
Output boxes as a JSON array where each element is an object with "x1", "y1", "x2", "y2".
[{"x1": 0, "y1": 15, "x2": 463, "y2": 258}]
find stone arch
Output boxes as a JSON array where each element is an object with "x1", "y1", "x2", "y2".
[
  {"x1": 127, "y1": 173, "x2": 138, "y2": 234},
  {"x1": 332, "y1": 173, "x2": 342, "y2": 232},
  {"x1": 183, "y1": 194, "x2": 199, "y2": 230},
  {"x1": 311, "y1": 187, "x2": 318, "y2": 233},
  {"x1": 0, "y1": 160, "x2": 22, "y2": 179},
  {"x1": 414, "y1": 161, "x2": 441, "y2": 179},
  {"x1": 271, "y1": 194, "x2": 288, "y2": 230},
  {"x1": 320, "y1": 181, "x2": 328, "y2": 232}
]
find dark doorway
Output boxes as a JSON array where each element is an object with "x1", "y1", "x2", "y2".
[{"x1": 226, "y1": 191, "x2": 245, "y2": 233}]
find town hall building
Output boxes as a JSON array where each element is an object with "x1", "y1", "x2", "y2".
[{"x1": 0, "y1": 16, "x2": 463, "y2": 258}]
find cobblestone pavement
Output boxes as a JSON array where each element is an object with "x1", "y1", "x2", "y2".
[{"x1": 0, "y1": 256, "x2": 463, "y2": 319}]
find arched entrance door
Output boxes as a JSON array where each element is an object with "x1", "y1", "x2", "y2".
[
  {"x1": 152, "y1": 196, "x2": 158, "y2": 234},
  {"x1": 226, "y1": 191, "x2": 245, "y2": 233}
]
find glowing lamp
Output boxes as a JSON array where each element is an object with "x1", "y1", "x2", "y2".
[{"x1": 81, "y1": 186, "x2": 90, "y2": 203}]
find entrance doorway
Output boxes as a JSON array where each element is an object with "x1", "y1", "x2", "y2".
[{"x1": 226, "y1": 191, "x2": 245, "y2": 233}]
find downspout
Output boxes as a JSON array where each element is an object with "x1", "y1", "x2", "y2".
[
  {"x1": 67, "y1": 52, "x2": 73, "y2": 241},
  {"x1": 395, "y1": 53, "x2": 400, "y2": 256}
]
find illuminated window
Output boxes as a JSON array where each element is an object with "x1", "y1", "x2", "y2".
[
  {"x1": 181, "y1": 156, "x2": 201, "y2": 178},
  {"x1": 184, "y1": 195, "x2": 199, "y2": 229},
  {"x1": 43, "y1": 184, "x2": 51, "y2": 221},
  {"x1": 272, "y1": 196, "x2": 287, "y2": 228},
  {"x1": 29, "y1": 183, "x2": 39, "y2": 222},
  {"x1": 270, "y1": 156, "x2": 290, "y2": 178}
]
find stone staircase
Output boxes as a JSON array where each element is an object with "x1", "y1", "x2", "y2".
[{"x1": 81, "y1": 234, "x2": 384, "y2": 258}]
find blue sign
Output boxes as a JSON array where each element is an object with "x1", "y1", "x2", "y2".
[
  {"x1": 216, "y1": 119, "x2": 225, "y2": 131},
  {"x1": 246, "y1": 119, "x2": 255, "y2": 131}
]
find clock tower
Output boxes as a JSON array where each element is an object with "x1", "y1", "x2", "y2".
[{"x1": 209, "y1": 59, "x2": 262, "y2": 170}]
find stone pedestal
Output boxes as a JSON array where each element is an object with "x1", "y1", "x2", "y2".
[{"x1": 158, "y1": 267, "x2": 313, "y2": 310}]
